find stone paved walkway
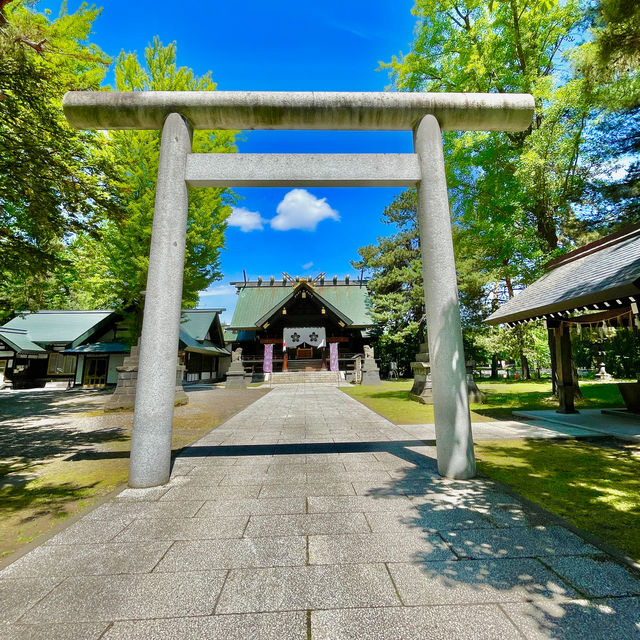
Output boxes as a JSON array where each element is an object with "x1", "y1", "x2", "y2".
[{"x1": 2, "y1": 385, "x2": 640, "y2": 639}]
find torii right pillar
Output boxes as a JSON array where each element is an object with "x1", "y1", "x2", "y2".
[{"x1": 414, "y1": 114, "x2": 476, "y2": 479}]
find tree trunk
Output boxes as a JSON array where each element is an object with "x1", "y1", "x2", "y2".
[
  {"x1": 491, "y1": 353, "x2": 499, "y2": 378},
  {"x1": 572, "y1": 357, "x2": 583, "y2": 399},
  {"x1": 521, "y1": 353, "x2": 531, "y2": 380}
]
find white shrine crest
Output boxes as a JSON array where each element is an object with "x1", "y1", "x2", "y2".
[{"x1": 283, "y1": 327, "x2": 326, "y2": 348}]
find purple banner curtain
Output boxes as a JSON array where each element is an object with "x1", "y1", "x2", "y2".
[
  {"x1": 329, "y1": 342, "x2": 339, "y2": 372},
  {"x1": 263, "y1": 343, "x2": 273, "y2": 373}
]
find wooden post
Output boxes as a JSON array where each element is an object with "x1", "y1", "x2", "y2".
[{"x1": 554, "y1": 323, "x2": 578, "y2": 414}]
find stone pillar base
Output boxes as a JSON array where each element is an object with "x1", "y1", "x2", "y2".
[
  {"x1": 618, "y1": 381, "x2": 640, "y2": 413},
  {"x1": 225, "y1": 360, "x2": 247, "y2": 389},
  {"x1": 361, "y1": 358, "x2": 381, "y2": 386},
  {"x1": 105, "y1": 345, "x2": 188, "y2": 411}
]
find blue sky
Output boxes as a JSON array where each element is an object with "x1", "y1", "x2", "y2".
[{"x1": 47, "y1": 0, "x2": 418, "y2": 322}]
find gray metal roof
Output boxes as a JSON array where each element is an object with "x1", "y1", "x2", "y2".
[{"x1": 486, "y1": 226, "x2": 640, "y2": 325}]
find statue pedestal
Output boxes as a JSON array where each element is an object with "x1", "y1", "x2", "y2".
[
  {"x1": 409, "y1": 344, "x2": 485, "y2": 404},
  {"x1": 595, "y1": 360, "x2": 613, "y2": 381},
  {"x1": 225, "y1": 359, "x2": 247, "y2": 389},
  {"x1": 409, "y1": 344, "x2": 433, "y2": 404},
  {"x1": 466, "y1": 361, "x2": 486, "y2": 404},
  {"x1": 361, "y1": 357, "x2": 381, "y2": 386},
  {"x1": 105, "y1": 345, "x2": 188, "y2": 411}
]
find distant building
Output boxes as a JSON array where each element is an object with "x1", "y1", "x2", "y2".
[
  {"x1": 227, "y1": 274, "x2": 374, "y2": 376},
  {"x1": 0, "y1": 309, "x2": 229, "y2": 389}
]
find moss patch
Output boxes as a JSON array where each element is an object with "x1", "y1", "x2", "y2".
[{"x1": 0, "y1": 387, "x2": 270, "y2": 558}]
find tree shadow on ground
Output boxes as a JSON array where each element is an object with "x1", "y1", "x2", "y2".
[
  {"x1": 357, "y1": 438, "x2": 640, "y2": 639},
  {"x1": 0, "y1": 480, "x2": 100, "y2": 521},
  {"x1": 0, "y1": 389, "x2": 111, "y2": 421},
  {"x1": 0, "y1": 423, "x2": 128, "y2": 477},
  {"x1": 173, "y1": 434, "x2": 640, "y2": 636}
]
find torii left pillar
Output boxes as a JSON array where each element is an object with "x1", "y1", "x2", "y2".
[{"x1": 129, "y1": 113, "x2": 192, "y2": 488}]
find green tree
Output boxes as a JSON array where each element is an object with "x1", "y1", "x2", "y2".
[
  {"x1": 573, "y1": 0, "x2": 640, "y2": 229},
  {"x1": 352, "y1": 190, "x2": 423, "y2": 374},
  {"x1": 383, "y1": 0, "x2": 598, "y2": 289},
  {"x1": 0, "y1": 0, "x2": 114, "y2": 318},
  {"x1": 479, "y1": 323, "x2": 551, "y2": 378},
  {"x1": 353, "y1": 189, "x2": 492, "y2": 373},
  {"x1": 67, "y1": 38, "x2": 237, "y2": 337}
]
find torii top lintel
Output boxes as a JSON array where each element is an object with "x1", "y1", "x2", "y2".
[{"x1": 63, "y1": 91, "x2": 534, "y2": 132}]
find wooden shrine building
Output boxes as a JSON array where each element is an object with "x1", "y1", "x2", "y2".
[
  {"x1": 486, "y1": 224, "x2": 640, "y2": 413},
  {"x1": 227, "y1": 274, "x2": 374, "y2": 376}
]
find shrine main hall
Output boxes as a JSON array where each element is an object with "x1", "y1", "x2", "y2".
[{"x1": 225, "y1": 273, "x2": 374, "y2": 376}]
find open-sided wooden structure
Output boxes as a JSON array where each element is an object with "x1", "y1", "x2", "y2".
[{"x1": 486, "y1": 224, "x2": 640, "y2": 413}]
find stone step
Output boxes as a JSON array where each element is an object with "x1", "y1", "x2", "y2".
[{"x1": 270, "y1": 371, "x2": 341, "y2": 385}]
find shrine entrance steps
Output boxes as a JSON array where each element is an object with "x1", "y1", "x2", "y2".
[{"x1": 269, "y1": 371, "x2": 341, "y2": 385}]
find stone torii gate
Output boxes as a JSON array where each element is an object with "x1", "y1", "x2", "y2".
[{"x1": 63, "y1": 91, "x2": 534, "y2": 488}]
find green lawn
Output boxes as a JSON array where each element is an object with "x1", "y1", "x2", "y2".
[
  {"x1": 475, "y1": 438, "x2": 640, "y2": 562},
  {"x1": 342, "y1": 378, "x2": 625, "y2": 424},
  {"x1": 343, "y1": 379, "x2": 639, "y2": 560}
]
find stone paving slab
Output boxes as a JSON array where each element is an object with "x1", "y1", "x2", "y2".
[
  {"x1": 311, "y1": 604, "x2": 524, "y2": 640},
  {"x1": 20, "y1": 571, "x2": 227, "y2": 623},
  {"x1": 440, "y1": 525, "x2": 601, "y2": 559},
  {"x1": 501, "y1": 598, "x2": 640, "y2": 639},
  {"x1": 307, "y1": 495, "x2": 417, "y2": 513},
  {"x1": 160, "y1": 484, "x2": 261, "y2": 499},
  {"x1": 154, "y1": 537, "x2": 306, "y2": 572},
  {"x1": 308, "y1": 531, "x2": 455, "y2": 564},
  {"x1": 215, "y1": 563, "x2": 400, "y2": 613},
  {"x1": 258, "y1": 482, "x2": 357, "y2": 497},
  {"x1": 196, "y1": 497, "x2": 306, "y2": 516},
  {"x1": 2, "y1": 383, "x2": 639, "y2": 638},
  {"x1": 364, "y1": 508, "x2": 495, "y2": 533},
  {"x1": 0, "y1": 577, "x2": 62, "y2": 623},
  {"x1": 5, "y1": 622, "x2": 109, "y2": 640},
  {"x1": 85, "y1": 500, "x2": 205, "y2": 520},
  {"x1": 101, "y1": 612, "x2": 308, "y2": 640},
  {"x1": 541, "y1": 556, "x2": 640, "y2": 597},
  {"x1": 1, "y1": 541, "x2": 170, "y2": 578},
  {"x1": 44, "y1": 518, "x2": 132, "y2": 545},
  {"x1": 113, "y1": 516, "x2": 249, "y2": 541},
  {"x1": 387, "y1": 558, "x2": 578, "y2": 605},
  {"x1": 245, "y1": 513, "x2": 371, "y2": 537}
]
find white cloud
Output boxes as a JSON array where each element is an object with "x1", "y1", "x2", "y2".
[
  {"x1": 200, "y1": 284, "x2": 235, "y2": 297},
  {"x1": 302, "y1": 261, "x2": 314, "y2": 270},
  {"x1": 270, "y1": 189, "x2": 339, "y2": 231},
  {"x1": 228, "y1": 206, "x2": 266, "y2": 232}
]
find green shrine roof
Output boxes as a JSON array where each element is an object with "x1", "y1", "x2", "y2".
[
  {"x1": 0, "y1": 328, "x2": 46, "y2": 354},
  {"x1": 179, "y1": 309, "x2": 229, "y2": 356},
  {"x1": 180, "y1": 309, "x2": 225, "y2": 341},
  {"x1": 2, "y1": 310, "x2": 115, "y2": 347},
  {"x1": 229, "y1": 278, "x2": 374, "y2": 329}
]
